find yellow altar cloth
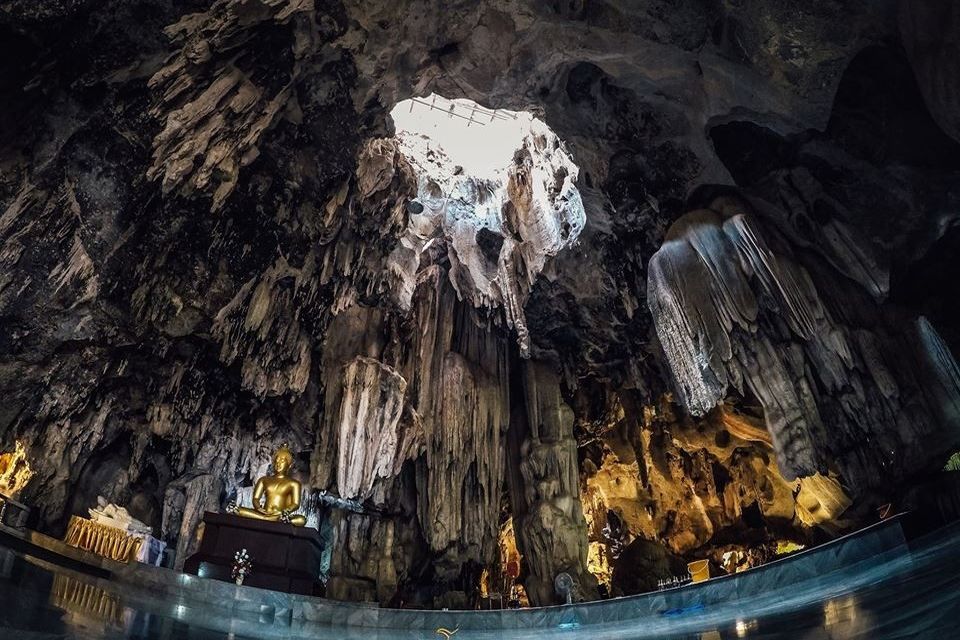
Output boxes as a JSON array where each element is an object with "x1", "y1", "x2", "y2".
[{"x1": 63, "y1": 515, "x2": 143, "y2": 563}]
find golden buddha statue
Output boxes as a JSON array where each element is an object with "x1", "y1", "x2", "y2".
[{"x1": 232, "y1": 445, "x2": 307, "y2": 527}]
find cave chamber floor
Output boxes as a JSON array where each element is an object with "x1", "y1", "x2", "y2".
[{"x1": 0, "y1": 515, "x2": 957, "y2": 639}]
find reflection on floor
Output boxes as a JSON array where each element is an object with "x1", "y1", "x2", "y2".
[
  {"x1": 51, "y1": 572, "x2": 126, "y2": 633},
  {"x1": 1, "y1": 524, "x2": 959, "y2": 639}
]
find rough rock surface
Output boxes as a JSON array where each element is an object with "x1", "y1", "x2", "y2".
[
  {"x1": 648, "y1": 196, "x2": 960, "y2": 487},
  {"x1": 509, "y1": 360, "x2": 598, "y2": 604},
  {"x1": 0, "y1": 0, "x2": 958, "y2": 607},
  {"x1": 392, "y1": 114, "x2": 585, "y2": 357}
]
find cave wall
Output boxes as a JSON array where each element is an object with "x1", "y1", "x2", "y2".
[
  {"x1": 0, "y1": 0, "x2": 958, "y2": 607},
  {"x1": 574, "y1": 380, "x2": 862, "y2": 597},
  {"x1": 648, "y1": 197, "x2": 960, "y2": 490}
]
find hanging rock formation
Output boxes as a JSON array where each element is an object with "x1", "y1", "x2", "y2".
[
  {"x1": 333, "y1": 356, "x2": 413, "y2": 501},
  {"x1": 648, "y1": 196, "x2": 960, "y2": 490},
  {"x1": 392, "y1": 115, "x2": 585, "y2": 356},
  {"x1": 1, "y1": 0, "x2": 959, "y2": 609}
]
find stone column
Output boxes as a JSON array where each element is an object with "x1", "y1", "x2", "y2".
[{"x1": 506, "y1": 360, "x2": 598, "y2": 605}]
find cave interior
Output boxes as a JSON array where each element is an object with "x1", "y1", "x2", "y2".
[{"x1": 1, "y1": 0, "x2": 959, "y2": 611}]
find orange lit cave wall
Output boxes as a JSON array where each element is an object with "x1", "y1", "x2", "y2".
[
  {"x1": 576, "y1": 393, "x2": 854, "y2": 596},
  {"x1": 0, "y1": 440, "x2": 33, "y2": 499}
]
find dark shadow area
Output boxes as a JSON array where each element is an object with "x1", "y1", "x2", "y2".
[
  {"x1": 828, "y1": 44, "x2": 960, "y2": 169},
  {"x1": 889, "y1": 225, "x2": 960, "y2": 352},
  {"x1": 708, "y1": 122, "x2": 796, "y2": 187},
  {"x1": 709, "y1": 44, "x2": 960, "y2": 184}
]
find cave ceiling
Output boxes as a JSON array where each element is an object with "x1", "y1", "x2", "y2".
[{"x1": 1, "y1": 0, "x2": 959, "y2": 607}]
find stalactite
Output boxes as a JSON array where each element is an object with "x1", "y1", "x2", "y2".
[
  {"x1": 212, "y1": 257, "x2": 312, "y2": 398},
  {"x1": 147, "y1": 0, "x2": 319, "y2": 211},
  {"x1": 312, "y1": 305, "x2": 387, "y2": 491},
  {"x1": 309, "y1": 304, "x2": 423, "y2": 604},
  {"x1": 648, "y1": 197, "x2": 960, "y2": 489},
  {"x1": 915, "y1": 316, "x2": 960, "y2": 425},
  {"x1": 1, "y1": 0, "x2": 958, "y2": 611},
  {"x1": 393, "y1": 119, "x2": 584, "y2": 356},
  {"x1": 334, "y1": 356, "x2": 418, "y2": 501},
  {"x1": 406, "y1": 268, "x2": 511, "y2": 580}
]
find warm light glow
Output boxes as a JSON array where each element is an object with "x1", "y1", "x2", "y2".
[
  {"x1": 775, "y1": 541, "x2": 805, "y2": 555},
  {"x1": 735, "y1": 619, "x2": 758, "y2": 636},
  {"x1": 581, "y1": 494, "x2": 614, "y2": 588},
  {"x1": 735, "y1": 619, "x2": 748, "y2": 637},
  {"x1": 795, "y1": 472, "x2": 851, "y2": 529},
  {"x1": 0, "y1": 440, "x2": 33, "y2": 498},
  {"x1": 497, "y1": 518, "x2": 529, "y2": 606},
  {"x1": 586, "y1": 540, "x2": 613, "y2": 589},
  {"x1": 823, "y1": 595, "x2": 873, "y2": 634},
  {"x1": 50, "y1": 574, "x2": 123, "y2": 628},
  {"x1": 581, "y1": 453, "x2": 648, "y2": 588}
]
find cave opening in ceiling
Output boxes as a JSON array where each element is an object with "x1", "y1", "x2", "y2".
[
  {"x1": 385, "y1": 94, "x2": 586, "y2": 356},
  {"x1": 391, "y1": 94, "x2": 540, "y2": 181}
]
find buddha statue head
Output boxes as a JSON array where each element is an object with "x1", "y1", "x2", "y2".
[{"x1": 273, "y1": 444, "x2": 294, "y2": 476}]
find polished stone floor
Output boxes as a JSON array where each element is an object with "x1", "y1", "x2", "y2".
[{"x1": 0, "y1": 523, "x2": 958, "y2": 639}]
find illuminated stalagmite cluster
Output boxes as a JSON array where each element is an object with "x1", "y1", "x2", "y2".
[{"x1": 1, "y1": 0, "x2": 960, "y2": 609}]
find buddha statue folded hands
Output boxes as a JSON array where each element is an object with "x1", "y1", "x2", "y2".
[{"x1": 231, "y1": 444, "x2": 307, "y2": 527}]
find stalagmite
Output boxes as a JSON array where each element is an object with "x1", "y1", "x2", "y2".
[{"x1": 507, "y1": 361, "x2": 598, "y2": 605}]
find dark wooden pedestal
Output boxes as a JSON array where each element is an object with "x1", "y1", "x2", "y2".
[{"x1": 184, "y1": 512, "x2": 324, "y2": 596}]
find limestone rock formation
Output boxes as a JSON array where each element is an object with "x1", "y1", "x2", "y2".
[
  {"x1": 333, "y1": 356, "x2": 414, "y2": 501},
  {"x1": 1, "y1": 0, "x2": 958, "y2": 609},
  {"x1": 580, "y1": 395, "x2": 842, "y2": 595},
  {"x1": 648, "y1": 196, "x2": 960, "y2": 490},
  {"x1": 509, "y1": 361, "x2": 598, "y2": 604},
  {"x1": 391, "y1": 112, "x2": 585, "y2": 356}
]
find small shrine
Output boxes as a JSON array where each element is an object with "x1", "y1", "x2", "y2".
[
  {"x1": 0, "y1": 441, "x2": 33, "y2": 529},
  {"x1": 184, "y1": 445, "x2": 325, "y2": 595},
  {"x1": 63, "y1": 498, "x2": 166, "y2": 565}
]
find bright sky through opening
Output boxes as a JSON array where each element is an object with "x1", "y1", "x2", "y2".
[{"x1": 390, "y1": 94, "x2": 536, "y2": 181}]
